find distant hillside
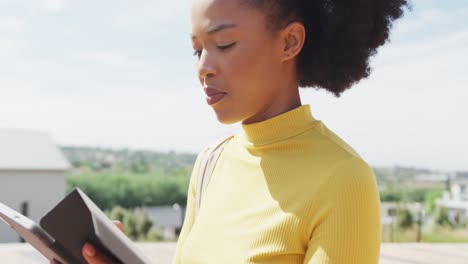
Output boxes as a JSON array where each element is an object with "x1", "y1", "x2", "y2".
[
  {"x1": 61, "y1": 146, "x2": 197, "y2": 176},
  {"x1": 373, "y1": 166, "x2": 432, "y2": 184}
]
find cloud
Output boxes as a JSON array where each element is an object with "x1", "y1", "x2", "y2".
[
  {"x1": 394, "y1": 8, "x2": 449, "y2": 35},
  {"x1": 0, "y1": 0, "x2": 64, "y2": 15},
  {"x1": 376, "y1": 28, "x2": 468, "y2": 67},
  {"x1": 0, "y1": 1, "x2": 64, "y2": 33},
  {"x1": 110, "y1": 1, "x2": 190, "y2": 28},
  {"x1": 0, "y1": 16, "x2": 26, "y2": 32},
  {"x1": 42, "y1": 0, "x2": 65, "y2": 11},
  {"x1": 74, "y1": 50, "x2": 152, "y2": 69},
  {"x1": 0, "y1": 39, "x2": 17, "y2": 57}
]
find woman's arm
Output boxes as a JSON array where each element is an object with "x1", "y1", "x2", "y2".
[{"x1": 303, "y1": 157, "x2": 381, "y2": 264}]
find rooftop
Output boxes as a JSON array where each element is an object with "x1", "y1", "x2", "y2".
[{"x1": 0, "y1": 128, "x2": 69, "y2": 171}]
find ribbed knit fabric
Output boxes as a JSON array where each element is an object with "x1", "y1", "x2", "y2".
[{"x1": 172, "y1": 104, "x2": 381, "y2": 264}]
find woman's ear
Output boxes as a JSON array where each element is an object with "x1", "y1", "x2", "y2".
[{"x1": 281, "y1": 22, "x2": 306, "y2": 62}]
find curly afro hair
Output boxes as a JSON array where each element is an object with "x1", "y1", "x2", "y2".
[{"x1": 243, "y1": 0, "x2": 410, "y2": 97}]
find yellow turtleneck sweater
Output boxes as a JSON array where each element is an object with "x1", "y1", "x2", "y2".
[{"x1": 172, "y1": 105, "x2": 381, "y2": 264}]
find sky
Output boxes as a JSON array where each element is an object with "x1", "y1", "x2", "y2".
[{"x1": 0, "y1": 0, "x2": 467, "y2": 171}]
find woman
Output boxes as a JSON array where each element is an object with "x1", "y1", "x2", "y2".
[{"x1": 76, "y1": 0, "x2": 408, "y2": 263}]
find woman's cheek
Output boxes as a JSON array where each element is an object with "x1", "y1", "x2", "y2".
[
  {"x1": 222, "y1": 59, "x2": 246, "y2": 88},
  {"x1": 230, "y1": 51, "x2": 259, "y2": 82}
]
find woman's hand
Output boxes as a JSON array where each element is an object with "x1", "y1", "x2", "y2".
[{"x1": 50, "y1": 220, "x2": 125, "y2": 264}]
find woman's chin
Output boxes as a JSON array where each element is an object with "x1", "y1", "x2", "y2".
[
  {"x1": 212, "y1": 109, "x2": 241, "y2": 125},
  {"x1": 216, "y1": 115, "x2": 239, "y2": 125}
]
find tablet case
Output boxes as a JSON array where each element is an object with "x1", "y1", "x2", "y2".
[
  {"x1": 0, "y1": 202, "x2": 72, "y2": 264},
  {"x1": 40, "y1": 188, "x2": 150, "y2": 264}
]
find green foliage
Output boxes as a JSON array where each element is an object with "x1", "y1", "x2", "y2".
[
  {"x1": 396, "y1": 207, "x2": 413, "y2": 229},
  {"x1": 425, "y1": 189, "x2": 444, "y2": 214},
  {"x1": 431, "y1": 204, "x2": 468, "y2": 230},
  {"x1": 434, "y1": 206, "x2": 452, "y2": 228},
  {"x1": 403, "y1": 188, "x2": 427, "y2": 202},
  {"x1": 380, "y1": 186, "x2": 444, "y2": 204},
  {"x1": 380, "y1": 188, "x2": 403, "y2": 202},
  {"x1": 146, "y1": 227, "x2": 164, "y2": 241},
  {"x1": 421, "y1": 227, "x2": 468, "y2": 243},
  {"x1": 105, "y1": 206, "x2": 161, "y2": 241},
  {"x1": 106, "y1": 206, "x2": 127, "y2": 222},
  {"x1": 67, "y1": 173, "x2": 190, "y2": 210}
]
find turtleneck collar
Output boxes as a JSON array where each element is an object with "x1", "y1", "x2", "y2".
[{"x1": 240, "y1": 104, "x2": 316, "y2": 146}]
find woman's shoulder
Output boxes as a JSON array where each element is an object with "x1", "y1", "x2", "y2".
[
  {"x1": 295, "y1": 119, "x2": 376, "y2": 181},
  {"x1": 305, "y1": 120, "x2": 363, "y2": 160}
]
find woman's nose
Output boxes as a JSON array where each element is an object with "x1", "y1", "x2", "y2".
[{"x1": 197, "y1": 50, "x2": 217, "y2": 79}]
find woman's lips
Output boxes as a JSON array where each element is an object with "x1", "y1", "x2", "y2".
[
  {"x1": 206, "y1": 93, "x2": 226, "y2": 105},
  {"x1": 204, "y1": 87, "x2": 227, "y2": 105}
]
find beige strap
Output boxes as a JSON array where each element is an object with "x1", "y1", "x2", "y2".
[{"x1": 195, "y1": 135, "x2": 234, "y2": 219}]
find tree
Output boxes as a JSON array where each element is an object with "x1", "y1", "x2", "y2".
[
  {"x1": 67, "y1": 174, "x2": 190, "y2": 210},
  {"x1": 425, "y1": 189, "x2": 444, "y2": 214},
  {"x1": 396, "y1": 207, "x2": 413, "y2": 230}
]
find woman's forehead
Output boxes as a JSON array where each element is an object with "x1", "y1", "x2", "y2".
[
  {"x1": 192, "y1": 0, "x2": 241, "y2": 10},
  {"x1": 191, "y1": 0, "x2": 262, "y2": 32},
  {"x1": 192, "y1": 0, "x2": 242, "y2": 21}
]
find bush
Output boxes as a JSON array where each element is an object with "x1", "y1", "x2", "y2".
[
  {"x1": 434, "y1": 206, "x2": 452, "y2": 228},
  {"x1": 146, "y1": 227, "x2": 164, "y2": 241},
  {"x1": 396, "y1": 207, "x2": 413, "y2": 230},
  {"x1": 105, "y1": 206, "x2": 161, "y2": 241},
  {"x1": 380, "y1": 188, "x2": 403, "y2": 202}
]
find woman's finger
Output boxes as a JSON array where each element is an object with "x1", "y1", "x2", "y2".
[
  {"x1": 112, "y1": 220, "x2": 125, "y2": 233},
  {"x1": 80, "y1": 220, "x2": 124, "y2": 263},
  {"x1": 82, "y1": 242, "x2": 113, "y2": 264}
]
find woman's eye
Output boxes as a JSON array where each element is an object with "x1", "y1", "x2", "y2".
[
  {"x1": 193, "y1": 50, "x2": 202, "y2": 57},
  {"x1": 217, "y1": 42, "x2": 236, "y2": 51},
  {"x1": 192, "y1": 43, "x2": 235, "y2": 58}
]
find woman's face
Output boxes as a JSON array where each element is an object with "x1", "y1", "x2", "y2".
[{"x1": 191, "y1": 0, "x2": 289, "y2": 124}]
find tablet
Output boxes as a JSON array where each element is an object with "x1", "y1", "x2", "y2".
[
  {"x1": 39, "y1": 188, "x2": 150, "y2": 264},
  {"x1": 0, "y1": 202, "x2": 70, "y2": 264},
  {"x1": 1, "y1": 188, "x2": 151, "y2": 264}
]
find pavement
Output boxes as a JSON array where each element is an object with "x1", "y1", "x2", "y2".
[
  {"x1": 1, "y1": 242, "x2": 468, "y2": 263},
  {"x1": 379, "y1": 243, "x2": 468, "y2": 264}
]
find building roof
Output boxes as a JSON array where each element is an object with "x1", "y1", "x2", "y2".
[
  {"x1": 0, "y1": 128, "x2": 70, "y2": 171},
  {"x1": 452, "y1": 179, "x2": 468, "y2": 185},
  {"x1": 415, "y1": 173, "x2": 448, "y2": 182},
  {"x1": 145, "y1": 206, "x2": 184, "y2": 228}
]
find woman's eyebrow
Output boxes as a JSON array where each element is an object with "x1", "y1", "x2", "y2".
[
  {"x1": 191, "y1": 23, "x2": 238, "y2": 40},
  {"x1": 206, "y1": 23, "x2": 238, "y2": 34}
]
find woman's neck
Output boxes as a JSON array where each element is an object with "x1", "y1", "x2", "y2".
[{"x1": 242, "y1": 85, "x2": 302, "y2": 125}]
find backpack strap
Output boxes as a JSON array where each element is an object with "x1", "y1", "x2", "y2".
[{"x1": 195, "y1": 135, "x2": 234, "y2": 219}]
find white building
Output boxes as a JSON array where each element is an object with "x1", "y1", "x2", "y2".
[
  {"x1": 0, "y1": 129, "x2": 69, "y2": 243},
  {"x1": 145, "y1": 205, "x2": 185, "y2": 241},
  {"x1": 380, "y1": 202, "x2": 425, "y2": 225},
  {"x1": 436, "y1": 175, "x2": 468, "y2": 224}
]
